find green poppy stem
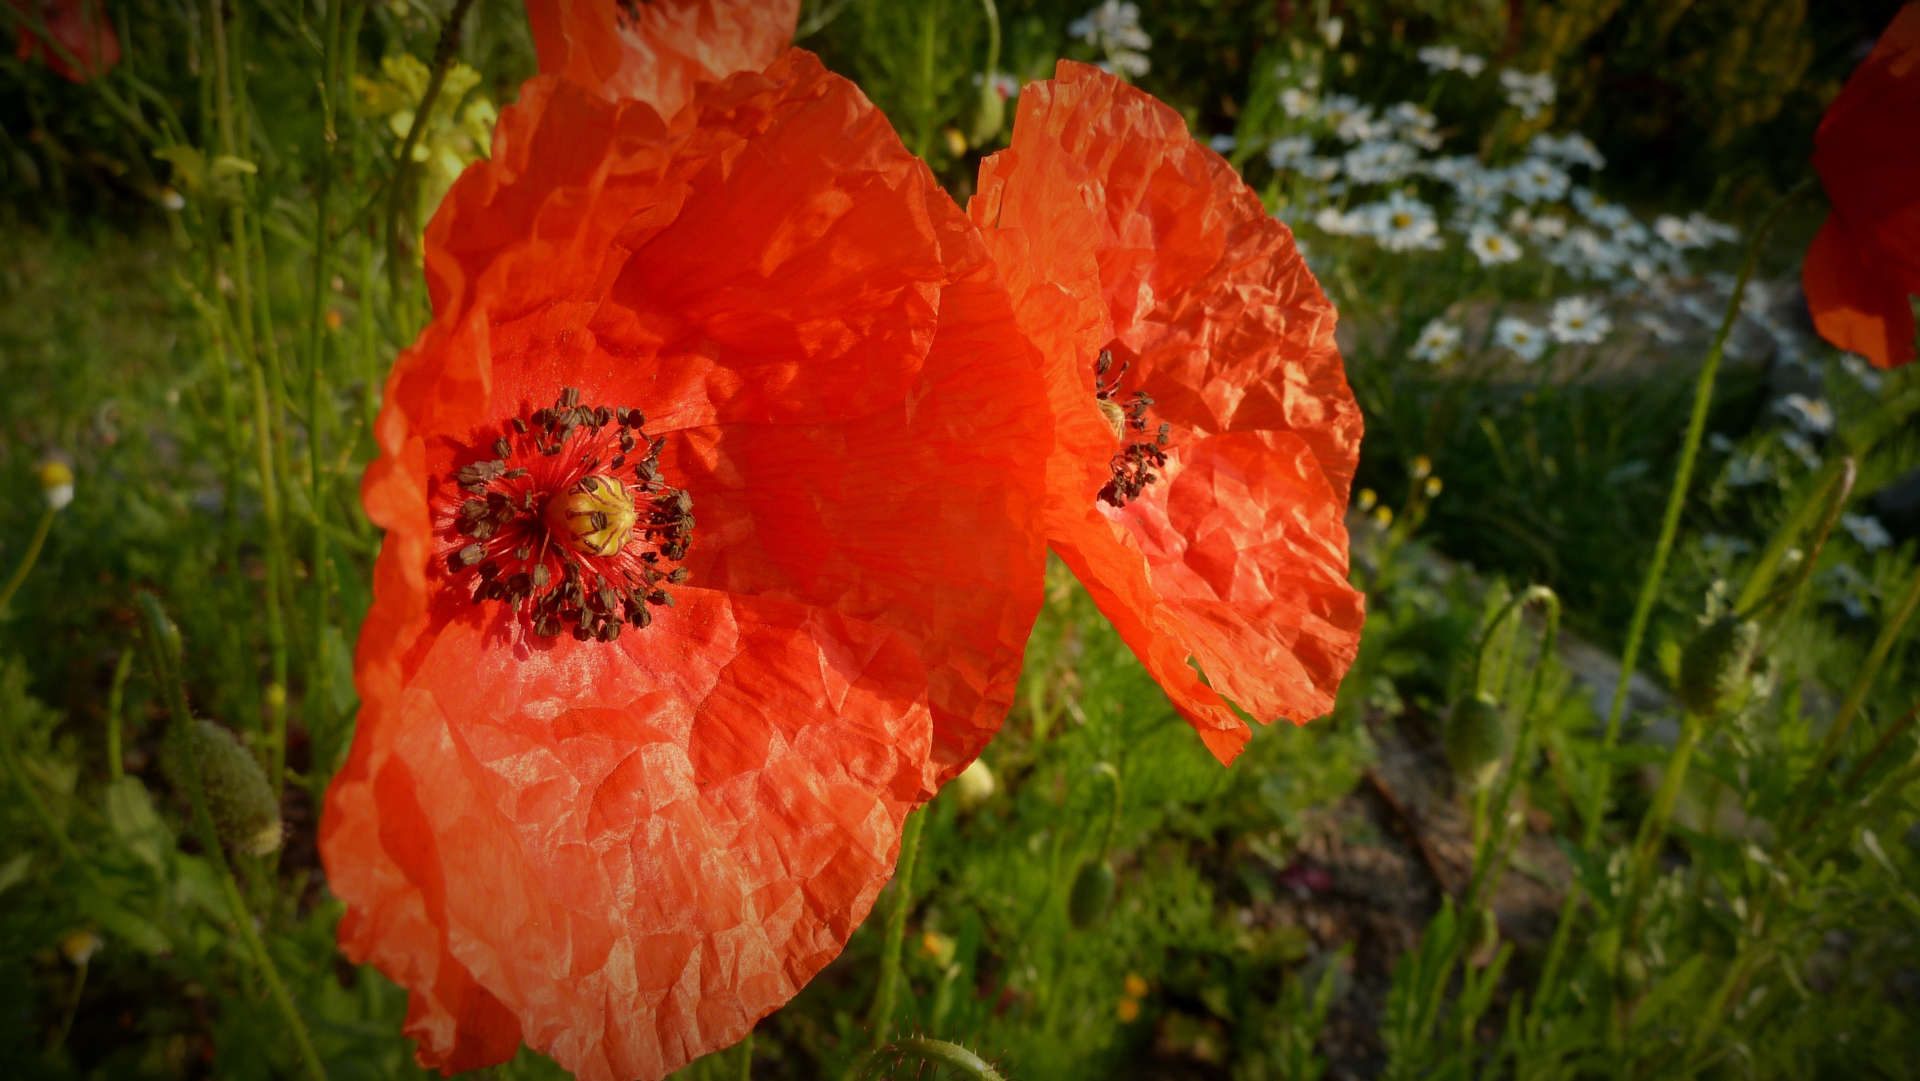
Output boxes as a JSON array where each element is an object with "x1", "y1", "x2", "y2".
[{"x1": 867, "y1": 808, "x2": 926, "y2": 1046}]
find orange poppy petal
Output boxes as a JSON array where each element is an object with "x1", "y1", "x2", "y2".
[
  {"x1": 326, "y1": 591, "x2": 930, "y2": 1080},
  {"x1": 329, "y1": 52, "x2": 1049, "y2": 1079},
  {"x1": 527, "y1": 0, "x2": 799, "y2": 114},
  {"x1": 970, "y1": 61, "x2": 1363, "y2": 762},
  {"x1": 1806, "y1": 2, "x2": 1920, "y2": 368},
  {"x1": 1803, "y1": 216, "x2": 1917, "y2": 369}
]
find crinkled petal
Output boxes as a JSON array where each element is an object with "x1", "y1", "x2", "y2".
[
  {"x1": 527, "y1": 0, "x2": 798, "y2": 114},
  {"x1": 327, "y1": 51, "x2": 1049, "y2": 1080},
  {"x1": 329, "y1": 591, "x2": 929, "y2": 1081},
  {"x1": 970, "y1": 60, "x2": 1362, "y2": 762}
]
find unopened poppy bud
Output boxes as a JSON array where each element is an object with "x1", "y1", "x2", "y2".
[
  {"x1": 542, "y1": 475, "x2": 638, "y2": 558},
  {"x1": 175, "y1": 720, "x2": 283, "y2": 857},
  {"x1": 967, "y1": 78, "x2": 1007, "y2": 146},
  {"x1": 1067, "y1": 858, "x2": 1116, "y2": 927},
  {"x1": 952, "y1": 757, "x2": 996, "y2": 810},
  {"x1": 36, "y1": 459, "x2": 73, "y2": 511},
  {"x1": 1677, "y1": 614, "x2": 1759, "y2": 717},
  {"x1": 1445, "y1": 693, "x2": 1510, "y2": 789}
]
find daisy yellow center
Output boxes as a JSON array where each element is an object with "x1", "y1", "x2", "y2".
[{"x1": 1391, "y1": 212, "x2": 1413, "y2": 229}]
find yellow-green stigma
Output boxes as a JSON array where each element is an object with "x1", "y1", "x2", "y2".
[{"x1": 543, "y1": 475, "x2": 638, "y2": 558}]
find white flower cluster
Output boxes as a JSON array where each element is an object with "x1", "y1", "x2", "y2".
[
  {"x1": 1070, "y1": 1, "x2": 1152, "y2": 78},
  {"x1": 1499, "y1": 70, "x2": 1555, "y2": 119},
  {"x1": 1417, "y1": 44, "x2": 1486, "y2": 77}
]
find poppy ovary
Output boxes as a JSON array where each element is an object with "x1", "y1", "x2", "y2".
[
  {"x1": 1091, "y1": 348, "x2": 1173, "y2": 509},
  {"x1": 542, "y1": 475, "x2": 640, "y2": 558},
  {"x1": 443, "y1": 387, "x2": 693, "y2": 643}
]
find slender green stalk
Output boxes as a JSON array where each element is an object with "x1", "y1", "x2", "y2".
[
  {"x1": 210, "y1": 0, "x2": 291, "y2": 796},
  {"x1": 385, "y1": 0, "x2": 479, "y2": 304},
  {"x1": 135, "y1": 597, "x2": 328, "y2": 1081},
  {"x1": 1465, "y1": 587, "x2": 1560, "y2": 913},
  {"x1": 1585, "y1": 178, "x2": 1811, "y2": 849},
  {"x1": 0, "y1": 506, "x2": 55, "y2": 615},
  {"x1": 734, "y1": 1029, "x2": 754, "y2": 1081},
  {"x1": 1836, "y1": 701, "x2": 1919, "y2": 800},
  {"x1": 106, "y1": 648, "x2": 133, "y2": 782},
  {"x1": 867, "y1": 809, "x2": 926, "y2": 1045},
  {"x1": 1090, "y1": 761, "x2": 1123, "y2": 858},
  {"x1": 1789, "y1": 564, "x2": 1920, "y2": 827},
  {"x1": 302, "y1": 0, "x2": 347, "y2": 771},
  {"x1": 978, "y1": 0, "x2": 1001, "y2": 78}
]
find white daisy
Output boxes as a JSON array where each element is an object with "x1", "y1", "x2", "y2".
[
  {"x1": 1468, "y1": 224, "x2": 1523, "y2": 265},
  {"x1": 1655, "y1": 214, "x2": 1704, "y2": 249},
  {"x1": 1411, "y1": 318, "x2": 1462, "y2": 362},
  {"x1": 1841, "y1": 513, "x2": 1893, "y2": 551},
  {"x1": 1280, "y1": 86, "x2": 1318, "y2": 117},
  {"x1": 1773, "y1": 392, "x2": 1835, "y2": 435},
  {"x1": 1365, "y1": 191, "x2": 1442, "y2": 251},
  {"x1": 1495, "y1": 317, "x2": 1547, "y2": 361},
  {"x1": 1208, "y1": 134, "x2": 1237, "y2": 154},
  {"x1": 1548, "y1": 296, "x2": 1611, "y2": 344},
  {"x1": 1499, "y1": 69, "x2": 1556, "y2": 118},
  {"x1": 1266, "y1": 135, "x2": 1315, "y2": 170}
]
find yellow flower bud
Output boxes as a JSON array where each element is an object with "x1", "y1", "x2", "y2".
[
  {"x1": 1124, "y1": 972, "x2": 1149, "y2": 998},
  {"x1": 1117, "y1": 997, "x2": 1141, "y2": 1023},
  {"x1": 1424, "y1": 476, "x2": 1443, "y2": 498},
  {"x1": 1355, "y1": 488, "x2": 1377, "y2": 512},
  {"x1": 36, "y1": 459, "x2": 73, "y2": 511},
  {"x1": 1411, "y1": 455, "x2": 1432, "y2": 480}
]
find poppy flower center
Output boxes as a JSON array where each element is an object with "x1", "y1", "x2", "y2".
[
  {"x1": 442, "y1": 387, "x2": 693, "y2": 642},
  {"x1": 1091, "y1": 348, "x2": 1172, "y2": 508}
]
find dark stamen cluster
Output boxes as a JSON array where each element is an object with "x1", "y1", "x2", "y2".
[
  {"x1": 444, "y1": 387, "x2": 694, "y2": 643},
  {"x1": 1092, "y1": 349, "x2": 1174, "y2": 508}
]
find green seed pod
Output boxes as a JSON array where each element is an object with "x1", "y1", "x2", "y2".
[
  {"x1": 1445, "y1": 693, "x2": 1510, "y2": 790},
  {"x1": 1067, "y1": 858, "x2": 1116, "y2": 928},
  {"x1": 176, "y1": 720, "x2": 282, "y2": 857},
  {"x1": 966, "y1": 79, "x2": 1007, "y2": 148},
  {"x1": 1677, "y1": 615, "x2": 1759, "y2": 717}
]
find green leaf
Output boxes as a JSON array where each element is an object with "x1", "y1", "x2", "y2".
[
  {"x1": 103, "y1": 776, "x2": 174, "y2": 872},
  {"x1": 0, "y1": 852, "x2": 30, "y2": 894}
]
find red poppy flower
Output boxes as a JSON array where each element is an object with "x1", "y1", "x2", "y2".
[
  {"x1": 1803, "y1": 2, "x2": 1920, "y2": 369},
  {"x1": 319, "y1": 51, "x2": 1050, "y2": 1081},
  {"x1": 11, "y1": 0, "x2": 120, "y2": 83},
  {"x1": 968, "y1": 61, "x2": 1364, "y2": 764},
  {"x1": 526, "y1": 0, "x2": 798, "y2": 114}
]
